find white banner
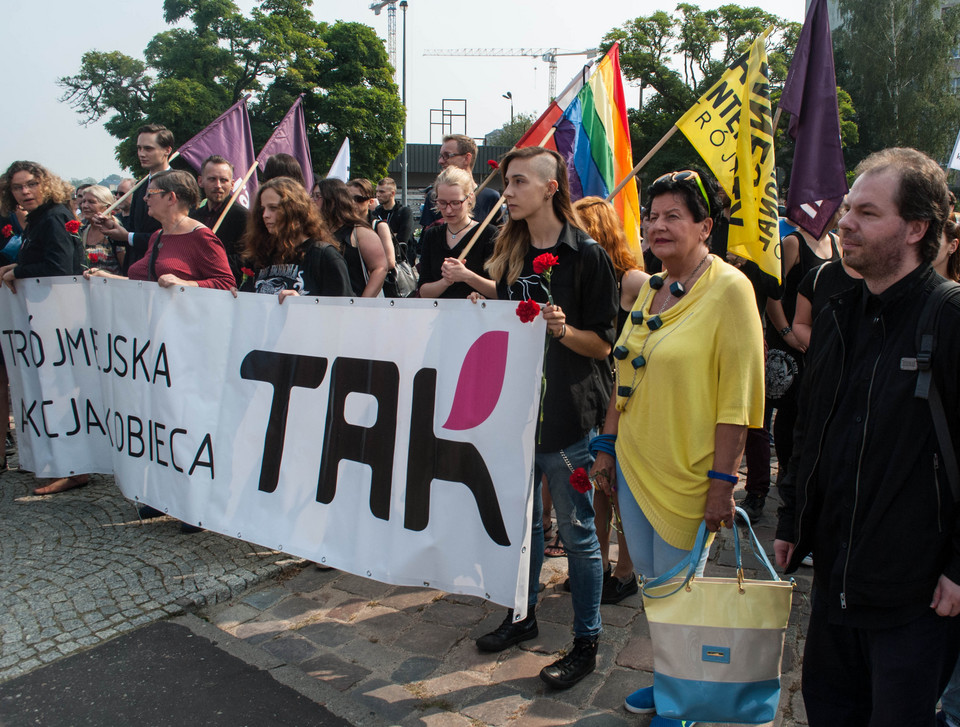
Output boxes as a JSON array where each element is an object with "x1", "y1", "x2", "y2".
[{"x1": 0, "y1": 279, "x2": 545, "y2": 615}]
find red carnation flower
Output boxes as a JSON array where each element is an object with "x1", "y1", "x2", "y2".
[
  {"x1": 65, "y1": 220, "x2": 81, "y2": 234},
  {"x1": 1, "y1": 224, "x2": 12, "y2": 239},
  {"x1": 532, "y1": 253, "x2": 559, "y2": 275},
  {"x1": 241, "y1": 267, "x2": 255, "y2": 278},
  {"x1": 487, "y1": 160, "x2": 500, "y2": 170},
  {"x1": 570, "y1": 467, "x2": 592, "y2": 494},
  {"x1": 515, "y1": 299, "x2": 540, "y2": 323}
]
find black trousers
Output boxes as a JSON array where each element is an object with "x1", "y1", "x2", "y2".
[{"x1": 803, "y1": 599, "x2": 960, "y2": 726}]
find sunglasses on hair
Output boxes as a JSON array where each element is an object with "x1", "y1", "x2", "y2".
[
  {"x1": 352, "y1": 195, "x2": 370, "y2": 203},
  {"x1": 654, "y1": 170, "x2": 711, "y2": 216}
]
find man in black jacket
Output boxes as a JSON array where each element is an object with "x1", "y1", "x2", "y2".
[
  {"x1": 775, "y1": 147, "x2": 960, "y2": 725},
  {"x1": 95, "y1": 124, "x2": 173, "y2": 273},
  {"x1": 190, "y1": 155, "x2": 248, "y2": 286}
]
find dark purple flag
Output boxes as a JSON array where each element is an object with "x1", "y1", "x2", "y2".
[
  {"x1": 257, "y1": 95, "x2": 314, "y2": 192},
  {"x1": 779, "y1": 0, "x2": 848, "y2": 239},
  {"x1": 178, "y1": 96, "x2": 258, "y2": 209}
]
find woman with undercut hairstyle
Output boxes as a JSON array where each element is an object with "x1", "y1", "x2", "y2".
[{"x1": 472, "y1": 146, "x2": 619, "y2": 693}]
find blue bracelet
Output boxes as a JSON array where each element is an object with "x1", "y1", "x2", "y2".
[
  {"x1": 589, "y1": 434, "x2": 617, "y2": 457},
  {"x1": 708, "y1": 469, "x2": 738, "y2": 485}
]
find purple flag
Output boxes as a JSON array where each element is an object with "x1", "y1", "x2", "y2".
[
  {"x1": 178, "y1": 96, "x2": 258, "y2": 209},
  {"x1": 257, "y1": 95, "x2": 314, "y2": 192},
  {"x1": 779, "y1": 0, "x2": 848, "y2": 239}
]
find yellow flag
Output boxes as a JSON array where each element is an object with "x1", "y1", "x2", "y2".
[{"x1": 676, "y1": 28, "x2": 780, "y2": 282}]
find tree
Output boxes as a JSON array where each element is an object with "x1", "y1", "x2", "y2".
[
  {"x1": 603, "y1": 4, "x2": 802, "y2": 188},
  {"x1": 485, "y1": 113, "x2": 537, "y2": 147},
  {"x1": 833, "y1": 0, "x2": 960, "y2": 165},
  {"x1": 58, "y1": 0, "x2": 404, "y2": 181}
]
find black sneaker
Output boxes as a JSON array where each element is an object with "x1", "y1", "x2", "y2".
[
  {"x1": 539, "y1": 636, "x2": 598, "y2": 689},
  {"x1": 601, "y1": 574, "x2": 639, "y2": 604},
  {"x1": 741, "y1": 493, "x2": 765, "y2": 523},
  {"x1": 476, "y1": 609, "x2": 538, "y2": 652}
]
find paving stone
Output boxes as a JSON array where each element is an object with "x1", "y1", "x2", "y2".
[
  {"x1": 512, "y1": 697, "x2": 583, "y2": 726},
  {"x1": 389, "y1": 655, "x2": 441, "y2": 684},
  {"x1": 300, "y1": 652, "x2": 372, "y2": 691},
  {"x1": 263, "y1": 596, "x2": 327, "y2": 624},
  {"x1": 334, "y1": 573, "x2": 395, "y2": 599},
  {"x1": 296, "y1": 620, "x2": 356, "y2": 649},
  {"x1": 241, "y1": 587, "x2": 289, "y2": 611},
  {"x1": 353, "y1": 678, "x2": 422, "y2": 725},
  {"x1": 378, "y1": 587, "x2": 440, "y2": 612},
  {"x1": 461, "y1": 684, "x2": 530, "y2": 725},
  {"x1": 419, "y1": 600, "x2": 485, "y2": 628},
  {"x1": 259, "y1": 635, "x2": 321, "y2": 664},
  {"x1": 392, "y1": 622, "x2": 462, "y2": 656}
]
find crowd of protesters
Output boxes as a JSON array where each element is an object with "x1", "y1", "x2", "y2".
[{"x1": 3, "y1": 123, "x2": 960, "y2": 725}]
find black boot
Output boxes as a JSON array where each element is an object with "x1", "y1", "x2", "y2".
[
  {"x1": 539, "y1": 636, "x2": 598, "y2": 689},
  {"x1": 476, "y1": 609, "x2": 538, "y2": 652}
]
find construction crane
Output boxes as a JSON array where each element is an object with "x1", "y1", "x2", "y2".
[
  {"x1": 370, "y1": 1, "x2": 398, "y2": 84},
  {"x1": 423, "y1": 48, "x2": 599, "y2": 101}
]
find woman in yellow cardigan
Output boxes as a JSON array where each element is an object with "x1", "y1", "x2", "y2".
[{"x1": 589, "y1": 169, "x2": 765, "y2": 726}]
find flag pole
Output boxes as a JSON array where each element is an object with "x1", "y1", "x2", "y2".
[
  {"x1": 213, "y1": 161, "x2": 258, "y2": 234},
  {"x1": 457, "y1": 128, "x2": 557, "y2": 262},
  {"x1": 102, "y1": 151, "x2": 181, "y2": 215},
  {"x1": 605, "y1": 126, "x2": 678, "y2": 203}
]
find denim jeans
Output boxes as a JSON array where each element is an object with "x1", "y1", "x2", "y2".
[
  {"x1": 528, "y1": 432, "x2": 603, "y2": 640},
  {"x1": 942, "y1": 657, "x2": 960, "y2": 722}
]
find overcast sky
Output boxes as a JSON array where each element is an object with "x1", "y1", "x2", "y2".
[{"x1": 1, "y1": 0, "x2": 808, "y2": 181}]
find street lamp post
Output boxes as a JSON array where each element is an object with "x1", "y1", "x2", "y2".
[
  {"x1": 502, "y1": 91, "x2": 514, "y2": 126},
  {"x1": 400, "y1": 0, "x2": 409, "y2": 206}
]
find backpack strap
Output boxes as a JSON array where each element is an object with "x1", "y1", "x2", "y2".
[{"x1": 914, "y1": 280, "x2": 960, "y2": 502}]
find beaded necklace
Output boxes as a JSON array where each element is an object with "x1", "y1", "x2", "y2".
[{"x1": 614, "y1": 254, "x2": 712, "y2": 409}]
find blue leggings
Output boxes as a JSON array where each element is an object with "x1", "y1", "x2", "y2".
[{"x1": 616, "y1": 462, "x2": 708, "y2": 580}]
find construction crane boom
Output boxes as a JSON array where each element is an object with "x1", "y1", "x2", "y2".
[
  {"x1": 424, "y1": 47, "x2": 598, "y2": 100},
  {"x1": 370, "y1": 1, "x2": 398, "y2": 84}
]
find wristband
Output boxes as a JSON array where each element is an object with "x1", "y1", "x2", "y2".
[
  {"x1": 589, "y1": 434, "x2": 617, "y2": 457},
  {"x1": 707, "y1": 469, "x2": 738, "y2": 485},
  {"x1": 779, "y1": 326, "x2": 792, "y2": 338},
  {"x1": 557, "y1": 323, "x2": 566, "y2": 340}
]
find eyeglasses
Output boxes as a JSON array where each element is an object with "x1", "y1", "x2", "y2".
[
  {"x1": 438, "y1": 151, "x2": 466, "y2": 161},
  {"x1": 352, "y1": 195, "x2": 370, "y2": 203},
  {"x1": 145, "y1": 189, "x2": 168, "y2": 198},
  {"x1": 11, "y1": 180, "x2": 40, "y2": 194},
  {"x1": 435, "y1": 198, "x2": 467, "y2": 210},
  {"x1": 654, "y1": 170, "x2": 711, "y2": 216}
]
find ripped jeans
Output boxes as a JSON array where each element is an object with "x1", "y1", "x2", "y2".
[{"x1": 528, "y1": 431, "x2": 603, "y2": 639}]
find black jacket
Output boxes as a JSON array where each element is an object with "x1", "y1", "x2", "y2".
[
  {"x1": 15, "y1": 202, "x2": 84, "y2": 278},
  {"x1": 777, "y1": 264, "x2": 960, "y2": 621}
]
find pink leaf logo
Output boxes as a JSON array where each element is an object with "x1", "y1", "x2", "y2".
[{"x1": 442, "y1": 331, "x2": 508, "y2": 430}]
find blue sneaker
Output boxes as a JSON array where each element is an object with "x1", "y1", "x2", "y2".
[
  {"x1": 650, "y1": 716, "x2": 697, "y2": 727},
  {"x1": 624, "y1": 686, "x2": 655, "y2": 714}
]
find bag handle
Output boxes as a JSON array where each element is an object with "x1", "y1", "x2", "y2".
[{"x1": 642, "y1": 507, "x2": 781, "y2": 599}]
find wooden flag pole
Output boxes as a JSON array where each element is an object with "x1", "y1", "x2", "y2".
[
  {"x1": 771, "y1": 106, "x2": 783, "y2": 133},
  {"x1": 605, "y1": 126, "x2": 678, "y2": 203},
  {"x1": 456, "y1": 128, "x2": 558, "y2": 262},
  {"x1": 213, "y1": 161, "x2": 258, "y2": 234},
  {"x1": 102, "y1": 151, "x2": 181, "y2": 215}
]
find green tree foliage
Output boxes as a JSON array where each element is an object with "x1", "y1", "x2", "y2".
[
  {"x1": 603, "y1": 4, "x2": 801, "y2": 190},
  {"x1": 58, "y1": 0, "x2": 404, "y2": 180},
  {"x1": 833, "y1": 0, "x2": 960, "y2": 165},
  {"x1": 485, "y1": 113, "x2": 538, "y2": 147}
]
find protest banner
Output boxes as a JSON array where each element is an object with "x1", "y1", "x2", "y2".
[{"x1": 0, "y1": 280, "x2": 544, "y2": 616}]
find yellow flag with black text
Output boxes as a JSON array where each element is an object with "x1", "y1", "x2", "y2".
[{"x1": 677, "y1": 28, "x2": 780, "y2": 282}]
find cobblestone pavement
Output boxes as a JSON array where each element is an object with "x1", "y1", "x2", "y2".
[
  {"x1": 201, "y1": 480, "x2": 813, "y2": 727},
  {"x1": 0, "y1": 463, "x2": 302, "y2": 683}
]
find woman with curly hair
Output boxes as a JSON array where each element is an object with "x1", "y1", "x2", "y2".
[
  {"x1": 312, "y1": 178, "x2": 387, "y2": 297},
  {"x1": 0, "y1": 160, "x2": 84, "y2": 291},
  {"x1": 240, "y1": 177, "x2": 351, "y2": 300},
  {"x1": 0, "y1": 160, "x2": 85, "y2": 493}
]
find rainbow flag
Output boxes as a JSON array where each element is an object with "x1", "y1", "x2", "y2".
[{"x1": 552, "y1": 44, "x2": 642, "y2": 254}]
